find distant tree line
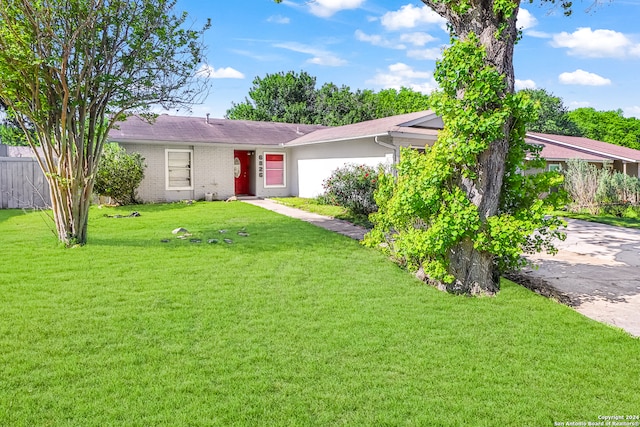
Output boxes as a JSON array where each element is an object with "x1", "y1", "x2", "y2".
[
  {"x1": 225, "y1": 70, "x2": 430, "y2": 126},
  {"x1": 227, "y1": 71, "x2": 640, "y2": 151},
  {"x1": 522, "y1": 88, "x2": 640, "y2": 150}
]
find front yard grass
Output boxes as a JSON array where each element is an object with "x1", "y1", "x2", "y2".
[
  {"x1": 1, "y1": 202, "x2": 638, "y2": 426},
  {"x1": 557, "y1": 210, "x2": 640, "y2": 229}
]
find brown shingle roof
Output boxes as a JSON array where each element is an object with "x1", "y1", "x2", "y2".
[
  {"x1": 527, "y1": 132, "x2": 640, "y2": 162},
  {"x1": 284, "y1": 110, "x2": 440, "y2": 146},
  {"x1": 109, "y1": 115, "x2": 326, "y2": 146}
]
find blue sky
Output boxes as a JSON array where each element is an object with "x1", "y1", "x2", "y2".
[{"x1": 175, "y1": 0, "x2": 640, "y2": 119}]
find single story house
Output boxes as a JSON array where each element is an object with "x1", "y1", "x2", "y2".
[
  {"x1": 109, "y1": 111, "x2": 442, "y2": 202},
  {"x1": 106, "y1": 110, "x2": 640, "y2": 203}
]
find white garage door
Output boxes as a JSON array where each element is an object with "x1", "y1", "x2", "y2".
[{"x1": 297, "y1": 155, "x2": 393, "y2": 198}]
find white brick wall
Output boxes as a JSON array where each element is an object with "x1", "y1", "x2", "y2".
[
  {"x1": 119, "y1": 143, "x2": 241, "y2": 202},
  {"x1": 192, "y1": 145, "x2": 235, "y2": 200}
]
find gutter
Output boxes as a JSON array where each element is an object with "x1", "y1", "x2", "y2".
[{"x1": 374, "y1": 135, "x2": 400, "y2": 170}]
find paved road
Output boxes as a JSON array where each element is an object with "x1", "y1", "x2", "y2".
[{"x1": 523, "y1": 219, "x2": 640, "y2": 337}]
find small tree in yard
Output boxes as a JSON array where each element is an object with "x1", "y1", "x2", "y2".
[
  {"x1": 94, "y1": 144, "x2": 146, "y2": 205},
  {"x1": 0, "y1": 0, "x2": 209, "y2": 246}
]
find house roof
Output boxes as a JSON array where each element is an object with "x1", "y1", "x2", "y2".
[
  {"x1": 109, "y1": 114, "x2": 326, "y2": 146},
  {"x1": 284, "y1": 110, "x2": 441, "y2": 146},
  {"x1": 527, "y1": 132, "x2": 640, "y2": 163},
  {"x1": 107, "y1": 113, "x2": 640, "y2": 165}
]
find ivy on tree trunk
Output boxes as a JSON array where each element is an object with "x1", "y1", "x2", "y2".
[{"x1": 365, "y1": 1, "x2": 566, "y2": 295}]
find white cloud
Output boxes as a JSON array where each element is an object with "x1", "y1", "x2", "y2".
[
  {"x1": 558, "y1": 69, "x2": 611, "y2": 86},
  {"x1": 525, "y1": 30, "x2": 551, "y2": 39},
  {"x1": 307, "y1": 55, "x2": 348, "y2": 66},
  {"x1": 367, "y1": 62, "x2": 437, "y2": 93},
  {"x1": 355, "y1": 30, "x2": 406, "y2": 49},
  {"x1": 407, "y1": 47, "x2": 442, "y2": 60},
  {"x1": 267, "y1": 15, "x2": 290, "y2": 24},
  {"x1": 517, "y1": 9, "x2": 537, "y2": 31},
  {"x1": 568, "y1": 101, "x2": 591, "y2": 110},
  {"x1": 623, "y1": 106, "x2": 640, "y2": 119},
  {"x1": 274, "y1": 42, "x2": 347, "y2": 66},
  {"x1": 515, "y1": 79, "x2": 537, "y2": 90},
  {"x1": 551, "y1": 27, "x2": 640, "y2": 58},
  {"x1": 308, "y1": 0, "x2": 365, "y2": 17},
  {"x1": 380, "y1": 4, "x2": 446, "y2": 31},
  {"x1": 197, "y1": 64, "x2": 244, "y2": 79},
  {"x1": 400, "y1": 32, "x2": 436, "y2": 47}
]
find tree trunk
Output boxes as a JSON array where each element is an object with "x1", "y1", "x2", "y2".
[
  {"x1": 422, "y1": 0, "x2": 521, "y2": 295},
  {"x1": 47, "y1": 170, "x2": 94, "y2": 246}
]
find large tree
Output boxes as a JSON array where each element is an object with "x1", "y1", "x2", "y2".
[
  {"x1": 522, "y1": 88, "x2": 581, "y2": 136},
  {"x1": 0, "y1": 0, "x2": 209, "y2": 246},
  {"x1": 226, "y1": 70, "x2": 318, "y2": 124},
  {"x1": 226, "y1": 70, "x2": 432, "y2": 126},
  {"x1": 362, "y1": 0, "x2": 575, "y2": 295}
]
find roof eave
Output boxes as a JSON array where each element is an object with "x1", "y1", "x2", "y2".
[{"x1": 284, "y1": 132, "x2": 390, "y2": 147}]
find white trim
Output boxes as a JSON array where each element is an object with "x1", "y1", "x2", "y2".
[
  {"x1": 398, "y1": 113, "x2": 442, "y2": 128},
  {"x1": 388, "y1": 130, "x2": 439, "y2": 140},
  {"x1": 263, "y1": 152, "x2": 286, "y2": 188},
  {"x1": 165, "y1": 148, "x2": 193, "y2": 190},
  {"x1": 547, "y1": 163, "x2": 562, "y2": 172},
  {"x1": 284, "y1": 132, "x2": 389, "y2": 147}
]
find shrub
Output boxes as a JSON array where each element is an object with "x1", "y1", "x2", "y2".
[
  {"x1": 563, "y1": 159, "x2": 601, "y2": 213},
  {"x1": 563, "y1": 159, "x2": 640, "y2": 214},
  {"x1": 322, "y1": 163, "x2": 380, "y2": 215},
  {"x1": 94, "y1": 143, "x2": 145, "y2": 205}
]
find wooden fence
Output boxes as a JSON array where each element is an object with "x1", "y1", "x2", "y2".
[{"x1": 0, "y1": 157, "x2": 51, "y2": 209}]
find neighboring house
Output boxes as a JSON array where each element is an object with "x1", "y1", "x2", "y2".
[
  {"x1": 526, "y1": 132, "x2": 640, "y2": 176},
  {"x1": 109, "y1": 111, "x2": 442, "y2": 201}
]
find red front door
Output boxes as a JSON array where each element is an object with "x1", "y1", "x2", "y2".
[{"x1": 234, "y1": 150, "x2": 251, "y2": 195}]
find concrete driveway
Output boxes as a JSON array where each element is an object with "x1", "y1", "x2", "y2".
[{"x1": 521, "y1": 219, "x2": 640, "y2": 337}]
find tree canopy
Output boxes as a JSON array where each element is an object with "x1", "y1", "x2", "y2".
[
  {"x1": 568, "y1": 107, "x2": 640, "y2": 150},
  {"x1": 226, "y1": 70, "x2": 431, "y2": 126},
  {"x1": 521, "y1": 88, "x2": 581, "y2": 136},
  {"x1": 0, "y1": 0, "x2": 209, "y2": 245}
]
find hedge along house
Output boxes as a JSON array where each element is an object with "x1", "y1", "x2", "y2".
[{"x1": 108, "y1": 111, "x2": 442, "y2": 202}]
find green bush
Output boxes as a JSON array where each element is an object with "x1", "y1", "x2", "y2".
[
  {"x1": 94, "y1": 143, "x2": 145, "y2": 205},
  {"x1": 322, "y1": 164, "x2": 379, "y2": 215},
  {"x1": 564, "y1": 159, "x2": 640, "y2": 215}
]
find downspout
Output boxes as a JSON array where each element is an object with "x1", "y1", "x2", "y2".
[{"x1": 374, "y1": 135, "x2": 399, "y2": 176}]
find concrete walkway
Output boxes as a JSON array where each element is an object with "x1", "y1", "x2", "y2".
[
  {"x1": 244, "y1": 200, "x2": 640, "y2": 337},
  {"x1": 242, "y1": 198, "x2": 368, "y2": 240}
]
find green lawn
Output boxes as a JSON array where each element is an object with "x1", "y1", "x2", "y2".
[
  {"x1": 557, "y1": 210, "x2": 640, "y2": 229},
  {"x1": 1, "y1": 202, "x2": 638, "y2": 426}
]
